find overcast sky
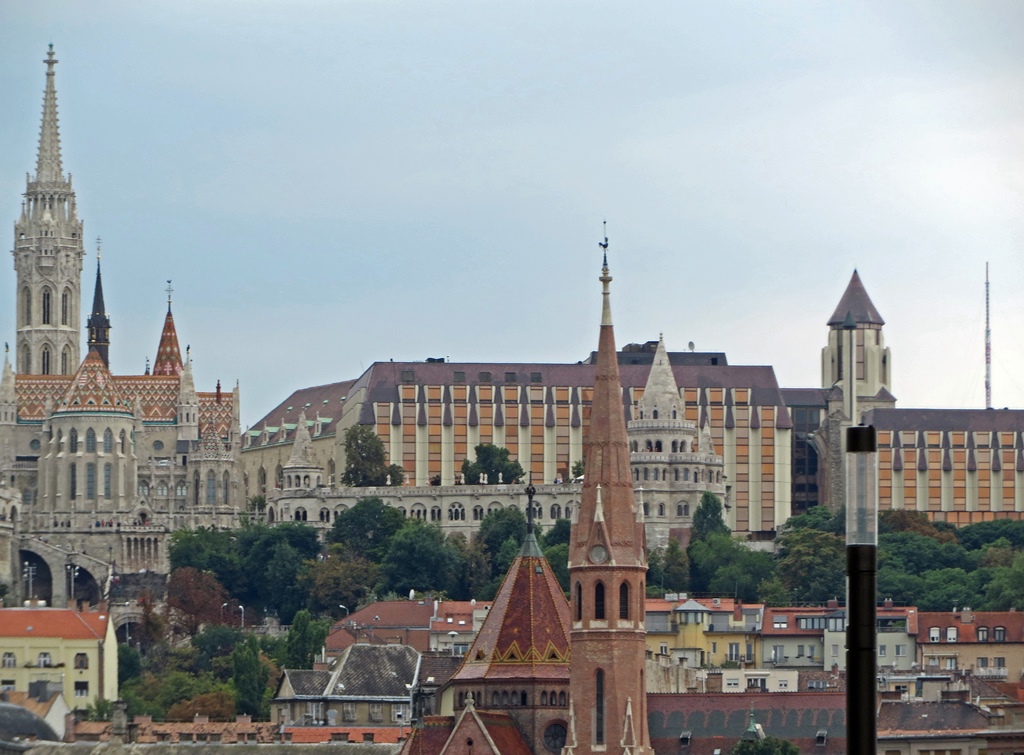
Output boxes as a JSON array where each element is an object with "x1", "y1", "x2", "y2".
[{"x1": 1, "y1": 1, "x2": 1022, "y2": 427}]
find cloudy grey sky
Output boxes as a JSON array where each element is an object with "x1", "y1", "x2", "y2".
[{"x1": 1, "y1": 1, "x2": 1022, "y2": 426}]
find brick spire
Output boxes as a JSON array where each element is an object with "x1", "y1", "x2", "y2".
[{"x1": 565, "y1": 245, "x2": 652, "y2": 755}]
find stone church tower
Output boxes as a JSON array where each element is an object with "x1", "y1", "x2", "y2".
[
  {"x1": 565, "y1": 252, "x2": 652, "y2": 755},
  {"x1": 13, "y1": 45, "x2": 86, "y2": 376},
  {"x1": 815, "y1": 270, "x2": 896, "y2": 511}
]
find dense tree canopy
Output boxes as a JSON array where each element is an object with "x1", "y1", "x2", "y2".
[
  {"x1": 327, "y1": 497, "x2": 404, "y2": 561},
  {"x1": 462, "y1": 444, "x2": 525, "y2": 485},
  {"x1": 692, "y1": 491, "x2": 729, "y2": 542},
  {"x1": 378, "y1": 520, "x2": 462, "y2": 596},
  {"x1": 341, "y1": 425, "x2": 405, "y2": 487}
]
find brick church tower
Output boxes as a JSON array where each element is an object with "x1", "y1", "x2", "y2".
[{"x1": 564, "y1": 249, "x2": 653, "y2": 755}]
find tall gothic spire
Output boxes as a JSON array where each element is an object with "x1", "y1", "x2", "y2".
[
  {"x1": 566, "y1": 242, "x2": 652, "y2": 755},
  {"x1": 86, "y1": 246, "x2": 111, "y2": 366},
  {"x1": 14, "y1": 46, "x2": 85, "y2": 375},
  {"x1": 36, "y1": 45, "x2": 64, "y2": 184}
]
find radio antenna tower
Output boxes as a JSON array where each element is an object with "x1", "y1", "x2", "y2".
[{"x1": 985, "y1": 262, "x2": 992, "y2": 409}]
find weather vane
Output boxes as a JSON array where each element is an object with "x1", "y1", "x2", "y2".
[{"x1": 166, "y1": 279, "x2": 173, "y2": 305}]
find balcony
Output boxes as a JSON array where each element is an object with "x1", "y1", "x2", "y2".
[{"x1": 974, "y1": 667, "x2": 1008, "y2": 679}]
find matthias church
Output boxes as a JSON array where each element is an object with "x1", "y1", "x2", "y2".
[{"x1": 0, "y1": 47, "x2": 243, "y2": 608}]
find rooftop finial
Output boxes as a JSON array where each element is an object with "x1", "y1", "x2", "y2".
[
  {"x1": 166, "y1": 279, "x2": 174, "y2": 311},
  {"x1": 525, "y1": 475, "x2": 536, "y2": 536},
  {"x1": 96, "y1": 236, "x2": 102, "y2": 262},
  {"x1": 598, "y1": 224, "x2": 613, "y2": 327}
]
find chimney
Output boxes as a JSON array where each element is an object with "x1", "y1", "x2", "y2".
[
  {"x1": 961, "y1": 607, "x2": 974, "y2": 624},
  {"x1": 734, "y1": 601, "x2": 742, "y2": 622},
  {"x1": 112, "y1": 701, "x2": 128, "y2": 743},
  {"x1": 827, "y1": 598, "x2": 838, "y2": 609},
  {"x1": 883, "y1": 598, "x2": 893, "y2": 609}
]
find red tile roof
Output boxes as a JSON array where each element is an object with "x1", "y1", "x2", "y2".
[
  {"x1": 0, "y1": 608, "x2": 108, "y2": 639},
  {"x1": 152, "y1": 308, "x2": 183, "y2": 376},
  {"x1": 452, "y1": 545, "x2": 570, "y2": 683},
  {"x1": 284, "y1": 726, "x2": 404, "y2": 744}
]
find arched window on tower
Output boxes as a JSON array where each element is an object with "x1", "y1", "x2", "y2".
[
  {"x1": 61, "y1": 346, "x2": 70, "y2": 375},
  {"x1": 42, "y1": 288, "x2": 51, "y2": 325},
  {"x1": 223, "y1": 472, "x2": 231, "y2": 506},
  {"x1": 674, "y1": 468, "x2": 679, "y2": 481},
  {"x1": 69, "y1": 429, "x2": 79, "y2": 453},
  {"x1": 258, "y1": 467, "x2": 267, "y2": 494},
  {"x1": 85, "y1": 429, "x2": 96, "y2": 452},
  {"x1": 69, "y1": 463, "x2": 77, "y2": 500},
  {"x1": 595, "y1": 670, "x2": 605, "y2": 745},
  {"x1": 653, "y1": 468, "x2": 659, "y2": 481},
  {"x1": 103, "y1": 464, "x2": 112, "y2": 498},
  {"x1": 652, "y1": 409, "x2": 659, "y2": 419},
  {"x1": 575, "y1": 582, "x2": 582, "y2": 622},
  {"x1": 119, "y1": 430, "x2": 127, "y2": 454},
  {"x1": 658, "y1": 503, "x2": 665, "y2": 516},
  {"x1": 594, "y1": 582, "x2": 606, "y2": 620},
  {"x1": 619, "y1": 582, "x2": 630, "y2": 620},
  {"x1": 206, "y1": 472, "x2": 216, "y2": 504},
  {"x1": 633, "y1": 469, "x2": 639, "y2": 481},
  {"x1": 86, "y1": 463, "x2": 96, "y2": 499},
  {"x1": 21, "y1": 345, "x2": 30, "y2": 374},
  {"x1": 655, "y1": 440, "x2": 662, "y2": 452},
  {"x1": 103, "y1": 429, "x2": 113, "y2": 454},
  {"x1": 671, "y1": 440, "x2": 678, "y2": 452},
  {"x1": 684, "y1": 468, "x2": 690, "y2": 481},
  {"x1": 41, "y1": 346, "x2": 51, "y2": 375},
  {"x1": 22, "y1": 289, "x2": 31, "y2": 326},
  {"x1": 61, "y1": 289, "x2": 70, "y2": 326}
]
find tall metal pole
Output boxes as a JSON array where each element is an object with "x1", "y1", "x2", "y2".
[
  {"x1": 846, "y1": 425, "x2": 877, "y2": 755},
  {"x1": 985, "y1": 262, "x2": 991, "y2": 409}
]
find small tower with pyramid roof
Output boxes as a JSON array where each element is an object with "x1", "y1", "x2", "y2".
[
  {"x1": 816, "y1": 270, "x2": 896, "y2": 513},
  {"x1": 14, "y1": 46, "x2": 86, "y2": 376},
  {"x1": 627, "y1": 334, "x2": 725, "y2": 550},
  {"x1": 282, "y1": 412, "x2": 323, "y2": 491},
  {"x1": 0, "y1": 346, "x2": 16, "y2": 427},
  {"x1": 441, "y1": 482, "x2": 572, "y2": 754},
  {"x1": 566, "y1": 245, "x2": 653, "y2": 755}
]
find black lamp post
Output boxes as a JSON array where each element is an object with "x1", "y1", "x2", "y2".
[{"x1": 846, "y1": 424, "x2": 877, "y2": 755}]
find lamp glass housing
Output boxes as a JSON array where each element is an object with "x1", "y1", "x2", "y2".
[{"x1": 845, "y1": 426, "x2": 878, "y2": 546}]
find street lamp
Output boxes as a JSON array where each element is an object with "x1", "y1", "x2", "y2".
[
  {"x1": 239, "y1": 604, "x2": 245, "y2": 629},
  {"x1": 846, "y1": 424, "x2": 877, "y2": 755},
  {"x1": 339, "y1": 605, "x2": 349, "y2": 618},
  {"x1": 448, "y1": 630, "x2": 458, "y2": 656},
  {"x1": 221, "y1": 602, "x2": 228, "y2": 623}
]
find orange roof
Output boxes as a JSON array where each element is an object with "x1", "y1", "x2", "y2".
[
  {"x1": 285, "y1": 726, "x2": 404, "y2": 744},
  {"x1": 452, "y1": 542, "x2": 570, "y2": 683},
  {"x1": 0, "y1": 608, "x2": 108, "y2": 639},
  {"x1": 4, "y1": 691, "x2": 59, "y2": 719},
  {"x1": 152, "y1": 307, "x2": 183, "y2": 376}
]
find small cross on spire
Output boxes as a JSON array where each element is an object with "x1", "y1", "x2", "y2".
[
  {"x1": 96, "y1": 236, "x2": 102, "y2": 261},
  {"x1": 166, "y1": 280, "x2": 174, "y2": 311}
]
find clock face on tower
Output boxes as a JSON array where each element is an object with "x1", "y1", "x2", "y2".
[
  {"x1": 543, "y1": 722, "x2": 567, "y2": 752},
  {"x1": 589, "y1": 544, "x2": 609, "y2": 564}
]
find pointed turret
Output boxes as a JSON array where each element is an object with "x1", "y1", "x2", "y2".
[
  {"x1": 14, "y1": 46, "x2": 86, "y2": 375},
  {"x1": 86, "y1": 251, "x2": 111, "y2": 367},
  {"x1": 54, "y1": 349, "x2": 131, "y2": 416},
  {"x1": 282, "y1": 411, "x2": 323, "y2": 490},
  {"x1": 637, "y1": 334, "x2": 681, "y2": 420},
  {"x1": 177, "y1": 350, "x2": 199, "y2": 442},
  {"x1": 152, "y1": 285, "x2": 183, "y2": 376},
  {"x1": 0, "y1": 346, "x2": 17, "y2": 425},
  {"x1": 35, "y1": 45, "x2": 64, "y2": 184},
  {"x1": 827, "y1": 270, "x2": 884, "y2": 327},
  {"x1": 567, "y1": 245, "x2": 652, "y2": 755}
]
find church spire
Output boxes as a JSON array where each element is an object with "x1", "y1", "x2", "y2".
[
  {"x1": 567, "y1": 239, "x2": 653, "y2": 755},
  {"x1": 152, "y1": 280, "x2": 183, "y2": 376},
  {"x1": 86, "y1": 241, "x2": 111, "y2": 366},
  {"x1": 35, "y1": 45, "x2": 64, "y2": 184}
]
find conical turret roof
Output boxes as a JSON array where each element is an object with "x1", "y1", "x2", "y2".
[
  {"x1": 0, "y1": 348, "x2": 16, "y2": 404},
  {"x1": 152, "y1": 304, "x2": 183, "y2": 376},
  {"x1": 285, "y1": 411, "x2": 319, "y2": 469},
  {"x1": 638, "y1": 334, "x2": 680, "y2": 417},
  {"x1": 451, "y1": 525, "x2": 570, "y2": 682},
  {"x1": 828, "y1": 270, "x2": 884, "y2": 327},
  {"x1": 54, "y1": 349, "x2": 132, "y2": 415}
]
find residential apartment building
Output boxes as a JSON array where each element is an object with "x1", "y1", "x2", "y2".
[
  {"x1": 0, "y1": 607, "x2": 117, "y2": 708},
  {"x1": 917, "y1": 609, "x2": 1024, "y2": 680}
]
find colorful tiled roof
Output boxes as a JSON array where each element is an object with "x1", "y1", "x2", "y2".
[
  {"x1": 452, "y1": 541, "x2": 570, "y2": 683},
  {"x1": 0, "y1": 607, "x2": 108, "y2": 639},
  {"x1": 54, "y1": 349, "x2": 132, "y2": 415},
  {"x1": 152, "y1": 307, "x2": 183, "y2": 376}
]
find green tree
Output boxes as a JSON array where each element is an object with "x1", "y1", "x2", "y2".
[
  {"x1": 286, "y1": 609, "x2": 316, "y2": 669},
  {"x1": 646, "y1": 547, "x2": 666, "y2": 596},
  {"x1": 571, "y1": 459, "x2": 585, "y2": 479},
  {"x1": 782, "y1": 505, "x2": 844, "y2": 535},
  {"x1": 192, "y1": 624, "x2": 245, "y2": 678},
  {"x1": 301, "y1": 546, "x2": 379, "y2": 614},
  {"x1": 543, "y1": 543, "x2": 570, "y2": 594},
  {"x1": 263, "y1": 541, "x2": 306, "y2": 623},
  {"x1": 118, "y1": 643, "x2": 142, "y2": 686},
  {"x1": 541, "y1": 518, "x2": 571, "y2": 549},
  {"x1": 462, "y1": 444, "x2": 524, "y2": 485},
  {"x1": 378, "y1": 520, "x2": 461, "y2": 596},
  {"x1": 169, "y1": 528, "x2": 241, "y2": 591},
  {"x1": 327, "y1": 497, "x2": 404, "y2": 562},
  {"x1": 662, "y1": 538, "x2": 689, "y2": 592},
  {"x1": 689, "y1": 533, "x2": 774, "y2": 601},
  {"x1": 731, "y1": 736, "x2": 799, "y2": 755},
  {"x1": 341, "y1": 425, "x2": 404, "y2": 486},
  {"x1": 449, "y1": 534, "x2": 492, "y2": 600},
  {"x1": 775, "y1": 529, "x2": 846, "y2": 603},
  {"x1": 232, "y1": 635, "x2": 269, "y2": 717},
  {"x1": 478, "y1": 506, "x2": 527, "y2": 577},
  {"x1": 982, "y1": 552, "x2": 1024, "y2": 610},
  {"x1": 880, "y1": 509, "x2": 956, "y2": 542},
  {"x1": 85, "y1": 699, "x2": 114, "y2": 721},
  {"x1": 692, "y1": 491, "x2": 729, "y2": 542}
]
